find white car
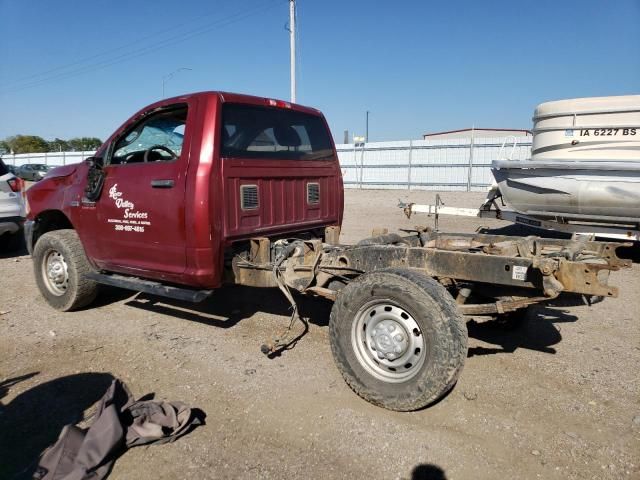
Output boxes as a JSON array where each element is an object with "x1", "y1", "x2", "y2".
[{"x1": 0, "y1": 158, "x2": 25, "y2": 250}]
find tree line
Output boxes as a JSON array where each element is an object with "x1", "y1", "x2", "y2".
[{"x1": 0, "y1": 135, "x2": 103, "y2": 154}]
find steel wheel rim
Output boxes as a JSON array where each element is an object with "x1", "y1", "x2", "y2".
[
  {"x1": 351, "y1": 299, "x2": 426, "y2": 383},
  {"x1": 42, "y1": 249, "x2": 69, "y2": 296}
]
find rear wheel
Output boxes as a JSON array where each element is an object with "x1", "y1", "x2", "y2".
[
  {"x1": 329, "y1": 268, "x2": 467, "y2": 411},
  {"x1": 33, "y1": 229, "x2": 98, "y2": 311}
]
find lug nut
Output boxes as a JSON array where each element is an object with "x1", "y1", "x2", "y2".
[
  {"x1": 394, "y1": 346, "x2": 402, "y2": 354},
  {"x1": 386, "y1": 353, "x2": 395, "y2": 360},
  {"x1": 394, "y1": 334, "x2": 404, "y2": 342},
  {"x1": 387, "y1": 324, "x2": 396, "y2": 332}
]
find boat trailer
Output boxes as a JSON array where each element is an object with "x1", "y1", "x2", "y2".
[{"x1": 400, "y1": 190, "x2": 640, "y2": 242}]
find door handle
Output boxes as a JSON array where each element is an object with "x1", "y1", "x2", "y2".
[{"x1": 150, "y1": 179, "x2": 175, "y2": 188}]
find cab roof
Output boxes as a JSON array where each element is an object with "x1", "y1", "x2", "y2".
[{"x1": 153, "y1": 91, "x2": 323, "y2": 117}]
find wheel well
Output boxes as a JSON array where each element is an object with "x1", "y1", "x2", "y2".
[{"x1": 32, "y1": 210, "x2": 74, "y2": 248}]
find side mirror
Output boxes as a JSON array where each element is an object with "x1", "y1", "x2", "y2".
[
  {"x1": 85, "y1": 156, "x2": 104, "y2": 168},
  {"x1": 85, "y1": 157, "x2": 106, "y2": 201}
]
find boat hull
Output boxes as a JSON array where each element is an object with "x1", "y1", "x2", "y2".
[{"x1": 492, "y1": 160, "x2": 640, "y2": 223}]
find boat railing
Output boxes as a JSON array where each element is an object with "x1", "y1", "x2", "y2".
[{"x1": 497, "y1": 135, "x2": 519, "y2": 161}]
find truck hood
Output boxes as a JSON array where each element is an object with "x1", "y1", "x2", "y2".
[{"x1": 45, "y1": 163, "x2": 78, "y2": 179}]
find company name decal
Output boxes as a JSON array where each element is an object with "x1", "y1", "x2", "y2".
[{"x1": 107, "y1": 184, "x2": 151, "y2": 232}]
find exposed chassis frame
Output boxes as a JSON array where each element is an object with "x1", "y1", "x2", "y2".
[{"x1": 232, "y1": 228, "x2": 631, "y2": 310}]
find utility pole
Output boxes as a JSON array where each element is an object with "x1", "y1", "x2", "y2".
[
  {"x1": 365, "y1": 111, "x2": 370, "y2": 143},
  {"x1": 289, "y1": 0, "x2": 296, "y2": 103}
]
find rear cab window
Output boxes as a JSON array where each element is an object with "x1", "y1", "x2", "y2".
[{"x1": 221, "y1": 103, "x2": 333, "y2": 161}]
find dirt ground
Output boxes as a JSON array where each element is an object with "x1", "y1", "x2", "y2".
[{"x1": 1, "y1": 189, "x2": 639, "y2": 480}]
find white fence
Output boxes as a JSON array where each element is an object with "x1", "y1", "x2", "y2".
[
  {"x1": 2, "y1": 151, "x2": 96, "y2": 167},
  {"x1": 336, "y1": 136, "x2": 532, "y2": 191},
  {"x1": 3, "y1": 136, "x2": 532, "y2": 191}
]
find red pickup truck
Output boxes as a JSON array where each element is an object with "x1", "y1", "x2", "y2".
[{"x1": 25, "y1": 91, "x2": 630, "y2": 411}]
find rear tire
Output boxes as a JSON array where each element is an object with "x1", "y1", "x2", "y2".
[
  {"x1": 329, "y1": 268, "x2": 467, "y2": 411},
  {"x1": 33, "y1": 229, "x2": 98, "y2": 311}
]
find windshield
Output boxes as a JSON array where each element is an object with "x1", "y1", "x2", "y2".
[
  {"x1": 0, "y1": 158, "x2": 8, "y2": 176},
  {"x1": 221, "y1": 103, "x2": 334, "y2": 161}
]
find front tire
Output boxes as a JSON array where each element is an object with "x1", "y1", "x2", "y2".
[
  {"x1": 329, "y1": 268, "x2": 467, "y2": 411},
  {"x1": 32, "y1": 229, "x2": 98, "y2": 311}
]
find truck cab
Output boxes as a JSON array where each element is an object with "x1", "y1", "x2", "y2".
[{"x1": 26, "y1": 91, "x2": 343, "y2": 294}]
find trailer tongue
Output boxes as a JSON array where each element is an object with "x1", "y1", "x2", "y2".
[{"x1": 401, "y1": 190, "x2": 640, "y2": 242}]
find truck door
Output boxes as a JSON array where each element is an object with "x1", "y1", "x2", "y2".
[{"x1": 91, "y1": 104, "x2": 190, "y2": 279}]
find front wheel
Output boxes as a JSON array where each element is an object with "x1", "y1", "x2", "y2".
[
  {"x1": 32, "y1": 229, "x2": 98, "y2": 311},
  {"x1": 329, "y1": 268, "x2": 467, "y2": 411}
]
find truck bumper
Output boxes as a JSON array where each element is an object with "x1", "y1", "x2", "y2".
[{"x1": 24, "y1": 219, "x2": 34, "y2": 255}]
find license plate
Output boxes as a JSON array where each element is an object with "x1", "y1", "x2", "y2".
[{"x1": 579, "y1": 128, "x2": 637, "y2": 137}]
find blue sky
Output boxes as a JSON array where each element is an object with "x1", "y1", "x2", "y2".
[{"x1": 0, "y1": 0, "x2": 638, "y2": 143}]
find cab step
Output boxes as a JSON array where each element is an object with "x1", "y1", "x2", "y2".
[{"x1": 85, "y1": 272, "x2": 212, "y2": 303}]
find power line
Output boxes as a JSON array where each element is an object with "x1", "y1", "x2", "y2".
[
  {"x1": 1, "y1": 0, "x2": 285, "y2": 95},
  {"x1": 0, "y1": 9, "x2": 228, "y2": 89},
  {"x1": 3, "y1": 0, "x2": 281, "y2": 93}
]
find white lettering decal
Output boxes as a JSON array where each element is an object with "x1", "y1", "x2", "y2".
[
  {"x1": 106, "y1": 183, "x2": 151, "y2": 233},
  {"x1": 124, "y1": 209, "x2": 148, "y2": 219},
  {"x1": 108, "y1": 184, "x2": 122, "y2": 201},
  {"x1": 115, "y1": 198, "x2": 134, "y2": 209}
]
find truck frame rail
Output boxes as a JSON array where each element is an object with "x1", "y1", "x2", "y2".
[{"x1": 228, "y1": 227, "x2": 630, "y2": 356}]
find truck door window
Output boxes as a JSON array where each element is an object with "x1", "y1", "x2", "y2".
[
  {"x1": 111, "y1": 106, "x2": 188, "y2": 165},
  {"x1": 221, "y1": 103, "x2": 333, "y2": 161}
]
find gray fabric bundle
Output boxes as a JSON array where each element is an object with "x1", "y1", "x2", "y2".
[{"x1": 32, "y1": 379, "x2": 203, "y2": 480}]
